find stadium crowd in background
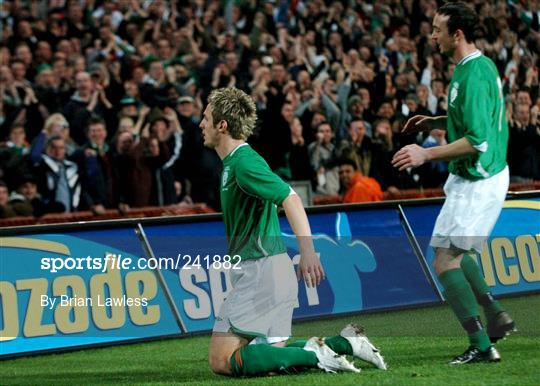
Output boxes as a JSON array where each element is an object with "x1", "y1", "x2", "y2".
[{"x1": 0, "y1": 0, "x2": 538, "y2": 219}]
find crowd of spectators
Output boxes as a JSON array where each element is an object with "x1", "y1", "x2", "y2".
[{"x1": 1, "y1": 0, "x2": 539, "y2": 219}]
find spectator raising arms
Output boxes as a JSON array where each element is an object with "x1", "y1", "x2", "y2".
[{"x1": 0, "y1": 0, "x2": 537, "y2": 218}]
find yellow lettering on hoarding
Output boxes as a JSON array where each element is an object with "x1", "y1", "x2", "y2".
[
  {"x1": 53, "y1": 276, "x2": 89, "y2": 334},
  {"x1": 491, "y1": 238, "x2": 519, "y2": 285},
  {"x1": 515, "y1": 235, "x2": 540, "y2": 282},
  {"x1": 16, "y1": 278, "x2": 57, "y2": 337},
  {"x1": 90, "y1": 256, "x2": 125, "y2": 329},
  {"x1": 0, "y1": 282, "x2": 18, "y2": 341},
  {"x1": 0, "y1": 237, "x2": 70, "y2": 255},
  {"x1": 125, "y1": 271, "x2": 159, "y2": 325}
]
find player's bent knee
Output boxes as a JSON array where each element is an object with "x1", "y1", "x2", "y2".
[
  {"x1": 209, "y1": 333, "x2": 243, "y2": 376},
  {"x1": 208, "y1": 332, "x2": 248, "y2": 376},
  {"x1": 208, "y1": 352, "x2": 232, "y2": 375}
]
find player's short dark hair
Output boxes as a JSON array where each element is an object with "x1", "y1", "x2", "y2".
[{"x1": 437, "y1": 2, "x2": 478, "y2": 43}]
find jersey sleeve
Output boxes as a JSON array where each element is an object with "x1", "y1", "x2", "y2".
[
  {"x1": 462, "y1": 77, "x2": 490, "y2": 152},
  {"x1": 235, "y1": 154, "x2": 292, "y2": 205}
]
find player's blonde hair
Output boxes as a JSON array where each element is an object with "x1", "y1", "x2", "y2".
[{"x1": 208, "y1": 87, "x2": 257, "y2": 140}]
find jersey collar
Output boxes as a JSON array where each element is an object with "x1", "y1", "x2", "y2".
[
  {"x1": 226, "y1": 142, "x2": 248, "y2": 159},
  {"x1": 457, "y1": 50, "x2": 481, "y2": 66}
]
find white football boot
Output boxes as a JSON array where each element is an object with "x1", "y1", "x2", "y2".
[
  {"x1": 339, "y1": 324, "x2": 387, "y2": 370},
  {"x1": 304, "y1": 337, "x2": 361, "y2": 373}
]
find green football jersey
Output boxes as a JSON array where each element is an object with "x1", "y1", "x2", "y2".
[
  {"x1": 220, "y1": 143, "x2": 292, "y2": 260},
  {"x1": 446, "y1": 51, "x2": 508, "y2": 180}
]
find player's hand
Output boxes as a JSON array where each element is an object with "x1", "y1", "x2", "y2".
[
  {"x1": 402, "y1": 115, "x2": 436, "y2": 134},
  {"x1": 392, "y1": 144, "x2": 429, "y2": 171},
  {"x1": 297, "y1": 252, "x2": 325, "y2": 288}
]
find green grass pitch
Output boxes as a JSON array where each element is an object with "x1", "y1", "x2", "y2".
[{"x1": 2, "y1": 294, "x2": 539, "y2": 385}]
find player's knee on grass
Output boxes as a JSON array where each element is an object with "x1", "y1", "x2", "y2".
[
  {"x1": 208, "y1": 333, "x2": 247, "y2": 375},
  {"x1": 208, "y1": 351, "x2": 232, "y2": 375}
]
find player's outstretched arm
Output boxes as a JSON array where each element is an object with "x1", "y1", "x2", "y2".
[
  {"x1": 392, "y1": 137, "x2": 477, "y2": 171},
  {"x1": 402, "y1": 115, "x2": 447, "y2": 134},
  {"x1": 282, "y1": 193, "x2": 325, "y2": 288}
]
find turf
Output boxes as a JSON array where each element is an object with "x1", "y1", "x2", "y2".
[{"x1": 2, "y1": 295, "x2": 539, "y2": 385}]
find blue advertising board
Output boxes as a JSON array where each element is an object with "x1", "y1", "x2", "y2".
[
  {"x1": 402, "y1": 198, "x2": 540, "y2": 296},
  {"x1": 143, "y1": 208, "x2": 439, "y2": 334},
  {"x1": 0, "y1": 228, "x2": 182, "y2": 357},
  {"x1": 1, "y1": 196, "x2": 538, "y2": 358},
  {"x1": 280, "y1": 210, "x2": 439, "y2": 317},
  {"x1": 141, "y1": 220, "x2": 231, "y2": 333}
]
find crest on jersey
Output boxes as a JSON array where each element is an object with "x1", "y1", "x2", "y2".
[
  {"x1": 450, "y1": 81, "x2": 459, "y2": 104},
  {"x1": 222, "y1": 166, "x2": 230, "y2": 187}
]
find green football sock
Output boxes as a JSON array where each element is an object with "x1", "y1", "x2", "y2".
[
  {"x1": 229, "y1": 344, "x2": 318, "y2": 376},
  {"x1": 288, "y1": 337, "x2": 353, "y2": 355},
  {"x1": 439, "y1": 269, "x2": 491, "y2": 351},
  {"x1": 461, "y1": 254, "x2": 503, "y2": 321},
  {"x1": 324, "y1": 336, "x2": 353, "y2": 355},
  {"x1": 469, "y1": 330, "x2": 491, "y2": 351}
]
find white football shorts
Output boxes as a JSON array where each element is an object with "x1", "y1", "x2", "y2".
[
  {"x1": 430, "y1": 166, "x2": 509, "y2": 253},
  {"x1": 212, "y1": 253, "x2": 298, "y2": 344}
]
